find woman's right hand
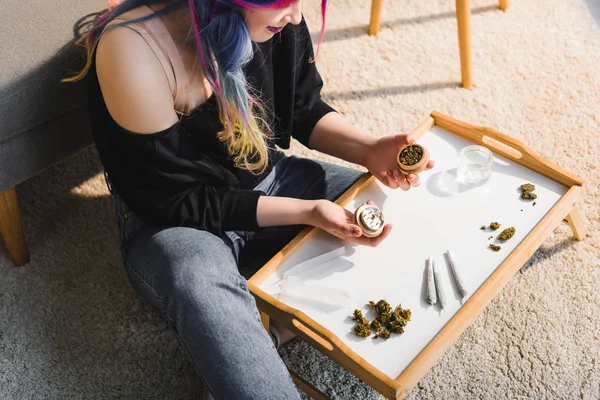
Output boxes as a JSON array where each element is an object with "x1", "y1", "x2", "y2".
[{"x1": 309, "y1": 200, "x2": 392, "y2": 247}]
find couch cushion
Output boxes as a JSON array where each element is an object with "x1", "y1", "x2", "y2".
[{"x1": 0, "y1": 0, "x2": 108, "y2": 144}]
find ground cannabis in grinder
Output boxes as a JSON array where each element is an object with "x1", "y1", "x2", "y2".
[{"x1": 398, "y1": 145, "x2": 423, "y2": 166}]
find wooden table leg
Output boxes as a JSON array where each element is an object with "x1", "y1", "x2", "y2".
[
  {"x1": 289, "y1": 369, "x2": 331, "y2": 400},
  {"x1": 0, "y1": 187, "x2": 30, "y2": 266},
  {"x1": 499, "y1": 0, "x2": 510, "y2": 11},
  {"x1": 455, "y1": 0, "x2": 473, "y2": 89},
  {"x1": 565, "y1": 208, "x2": 587, "y2": 241},
  {"x1": 260, "y1": 310, "x2": 270, "y2": 332},
  {"x1": 369, "y1": 0, "x2": 384, "y2": 36}
]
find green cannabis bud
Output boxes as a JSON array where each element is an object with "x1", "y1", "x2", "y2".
[
  {"x1": 480, "y1": 225, "x2": 487, "y2": 230},
  {"x1": 353, "y1": 300, "x2": 412, "y2": 339},
  {"x1": 376, "y1": 299, "x2": 391, "y2": 315},
  {"x1": 399, "y1": 145, "x2": 423, "y2": 166},
  {"x1": 498, "y1": 227, "x2": 516, "y2": 241},
  {"x1": 370, "y1": 319, "x2": 382, "y2": 332},
  {"x1": 354, "y1": 322, "x2": 371, "y2": 337},
  {"x1": 395, "y1": 306, "x2": 411, "y2": 321},
  {"x1": 490, "y1": 222, "x2": 501, "y2": 230},
  {"x1": 489, "y1": 244, "x2": 501, "y2": 251},
  {"x1": 377, "y1": 329, "x2": 391, "y2": 340},
  {"x1": 389, "y1": 321, "x2": 405, "y2": 334},
  {"x1": 520, "y1": 183, "x2": 537, "y2": 200},
  {"x1": 352, "y1": 309, "x2": 364, "y2": 321}
]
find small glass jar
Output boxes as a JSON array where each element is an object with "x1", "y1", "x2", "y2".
[{"x1": 456, "y1": 145, "x2": 493, "y2": 185}]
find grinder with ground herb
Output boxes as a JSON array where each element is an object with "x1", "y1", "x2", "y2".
[
  {"x1": 397, "y1": 143, "x2": 430, "y2": 175},
  {"x1": 354, "y1": 203, "x2": 385, "y2": 238}
]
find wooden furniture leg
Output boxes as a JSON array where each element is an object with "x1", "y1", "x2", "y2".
[
  {"x1": 456, "y1": 0, "x2": 473, "y2": 89},
  {"x1": 289, "y1": 370, "x2": 331, "y2": 400},
  {"x1": 499, "y1": 0, "x2": 510, "y2": 11},
  {"x1": 260, "y1": 310, "x2": 330, "y2": 399},
  {"x1": 369, "y1": 0, "x2": 384, "y2": 36},
  {"x1": 565, "y1": 208, "x2": 587, "y2": 241},
  {"x1": 0, "y1": 187, "x2": 30, "y2": 266},
  {"x1": 260, "y1": 310, "x2": 270, "y2": 331}
]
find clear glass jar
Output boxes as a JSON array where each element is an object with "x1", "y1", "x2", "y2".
[{"x1": 456, "y1": 145, "x2": 494, "y2": 185}]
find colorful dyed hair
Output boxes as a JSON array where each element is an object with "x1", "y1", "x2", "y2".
[{"x1": 64, "y1": 0, "x2": 328, "y2": 173}]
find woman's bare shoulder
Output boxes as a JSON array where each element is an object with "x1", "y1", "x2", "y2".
[{"x1": 95, "y1": 17, "x2": 178, "y2": 134}]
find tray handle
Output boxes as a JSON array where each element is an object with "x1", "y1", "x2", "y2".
[
  {"x1": 431, "y1": 111, "x2": 584, "y2": 187},
  {"x1": 249, "y1": 282, "x2": 343, "y2": 354}
]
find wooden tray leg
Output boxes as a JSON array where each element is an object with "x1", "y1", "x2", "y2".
[
  {"x1": 565, "y1": 208, "x2": 587, "y2": 241},
  {"x1": 260, "y1": 310, "x2": 331, "y2": 399},
  {"x1": 289, "y1": 370, "x2": 331, "y2": 400},
  {"x1": 455, "y1": 0, "x2": 473, "y2": 89},
  {"x1": 260, "y1": 310, "x2": 270, "y2": 331},
  {"x1": 0, "y1": 187, "x2": 30, "y2": 266},
  {"x1": 369, "y1": 0, "x2": 384, "y2": 36}
]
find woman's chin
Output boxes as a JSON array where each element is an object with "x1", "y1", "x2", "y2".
[{"x1": 250, "y1": 32, "x2": 276, "y2": 43}]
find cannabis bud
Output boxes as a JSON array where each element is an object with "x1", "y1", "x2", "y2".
[
  {"x1": 370, "y1": 319, "x2": 382, "y2": 332},
  {"x1": 520, "y1": 183, "x2": 537, "y2": 200},
  {"x1": 498, "y1": 227, "x2": 516, "y2": 241},
  {"x1": 389, "y1": 321, "x2": 405, "y2": 334},
  {"x1": 352, "y1": 300, "x2": 412, "y2": 339},
  {"x1": 490, "y1": 222, "x2": 501, "y2": 230},
  {"x1": 352, "y1": 309, "x2": 364, "y2": 321},
  {"x1": 489, "y1": 244, "x2": 501, "y2": 251},
  {"x1": 353, "y1": 322, "x2": 371, "y2": 337},
  {"x1": 376, "y1": 329, "x2": 391, "y2": 339},
  {"x1": 376, "y1": 299, "x2": 391, "y2": 315}
]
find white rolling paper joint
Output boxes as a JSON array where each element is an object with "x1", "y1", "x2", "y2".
[
  {"x1": 426, "y1": 257, "x2": 437, "y2": 305},
  {"x1": 433, "y1": 259, "x2": 446, "y2": 309},
  {"x1": 446, "y1": 249, "x2": 468, "y2": 298}
]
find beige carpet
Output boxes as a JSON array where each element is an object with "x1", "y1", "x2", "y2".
[{"x1": 1, "y1": 0, "x2": 599, "y2": 398}]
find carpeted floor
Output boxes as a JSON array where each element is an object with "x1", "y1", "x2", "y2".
[{"x1": 1, "y1": 0, "x2": 599, "y2": 399}]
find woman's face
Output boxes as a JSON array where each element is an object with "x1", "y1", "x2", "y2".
[{"x1": 243, "y1": 1, "x2": 302, "y2": 42}]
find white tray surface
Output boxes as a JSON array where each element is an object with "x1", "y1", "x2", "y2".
[{"x1": 259, "y1": 126, "x2": 568, "y2": 379}]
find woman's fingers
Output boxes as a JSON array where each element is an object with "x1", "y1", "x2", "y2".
[
  {"x1": 397, "y1": 174, "x2": 411, "y2": 191},
  {"x1": 369, "y1": 223, "x2": 392, "y2": 246},
  {"x1": 406, "y1": 173, "x2": 421, "y2": 187},
  {"x1": 385, "y1": 171, "x2": 400, "y2": 189},
  {"x1": 350, "y1": 223, "x2": 392, "y2": 247}
]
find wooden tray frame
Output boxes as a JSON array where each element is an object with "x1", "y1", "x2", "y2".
[{"x1": 247, "y1": 112, "x2": 587, "y2": 400}]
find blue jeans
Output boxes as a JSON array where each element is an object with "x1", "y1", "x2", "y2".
[{"x1": 110, "y1": 155, "x2": 364, "y2": 399}]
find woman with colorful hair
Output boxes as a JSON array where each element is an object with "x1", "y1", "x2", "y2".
[{"x1": 66, "y1": 0, "x2": 433, "y2": 397}]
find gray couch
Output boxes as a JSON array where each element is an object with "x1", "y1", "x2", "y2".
[{"x1": 0, "y1": 0, "x2": 107, "y2": 266}]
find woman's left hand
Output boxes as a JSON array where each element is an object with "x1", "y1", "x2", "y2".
[{"x1": 362, "y1": 133, "x2": 435, "y2": 190}]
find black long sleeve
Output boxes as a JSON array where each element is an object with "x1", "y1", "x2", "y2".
[{"x1": 88, "y1": 17, "x2": 333, "y2": 236}]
